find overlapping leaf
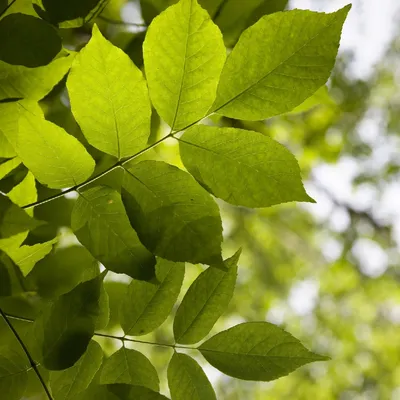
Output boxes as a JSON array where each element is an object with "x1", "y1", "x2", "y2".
[
  {"x1": 17, "y1": 111, "x2": 95, "y2": 189},
  {"x1": 168, "y1": 352, "x2": 216, "y2": 400},
  {"x1": 72, "y1": 186, "x2": 156, "y2": 280},
  {"x1": 50, "y1": 340, "x2": 103, "y2": 400},
  {"x1": 122, "y1": 160, "x2": 223, "y2": 264},
  {"x1": 68, "y1": 25, "x2": 151, "y2": 158},
  {"x1": 0, "y1": 55, "x2": 74, "y2": 101},
  {"x1": 120, "y1": 258, "x2": 185, "y2": 336},
  {"x1": 0, "y1": 348, "x2": 29, "y2": 400},
  {"x1": 143, "y1": 0, "x2": 226, "y2": 130},
  {"x1": 100, "y1": 347, "x2": 159, "y2": 391},
  {"x1": 211, "y1": 6, "x2": 350, "y2": 120},
  {"x1": 174, "y1": 250, "x2": 240, "y2": 344},
  {"x1": 199, "y1": 322, "x2": 328, "y2": 381},
  {"x1": 35, "y1": 274, "x2": 105, "y2": 370},
  {"x1": 180, "y1": 125, "x2": 313, "y2": 207}
]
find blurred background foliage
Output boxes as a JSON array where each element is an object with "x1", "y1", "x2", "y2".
[{"x1": 0, "y1": 0, "x2": 399, "y2": 399}]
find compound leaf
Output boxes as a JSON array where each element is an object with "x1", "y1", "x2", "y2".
[
  {"x1": 120, "y1": 258, "x2": 185, "y2": 336},
  {"x1": 68, "y1": 25, "x2": 151, "y2": 159},
  {"x1": 122, "y1": 160, "x2": 223, "y2": 265},
  {"x1": 168, "y1": 352, "x2": 216, "y2": 400},
  {"x1": 174, "y1": 250, "x2": 240, "y2": 344},
  {"x1": 211, "y1": 6, "x2": 350, "y2": 120},
  {"x1": 180, "y1": 125, "x2": 313, "y2": 207},
  {"x1": 199, "y1": 322, "x2": 328, "y2": 381},
  {"x1": 72, "y1": 186, "x2": 156, "y2": 280},
  {"x1": 143, "y1": 0, "x2": 225, "y2": 130}
]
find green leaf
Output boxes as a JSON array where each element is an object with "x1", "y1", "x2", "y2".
[
  {"x1": 0, "y1": 158, "x2": 21, "y2": 180},
  {"x1": 120, "y1": 258, "x2": 185, "y2": 336},
  {"x1": 0, "y1": 256, "x2": 12, "y2": 296},
  {"x1": 71, "y1": 186, "x2": 156, "y2": 280},
  {"x1": 96, "y1": 283, "x2": 110, "y2": 330},
  {"x1": 34, "y1": 0, "x2": 108, "y2": 27},
  {"x1": 27, "y1": 246, "x2": 99, "y2": 299},
  {"x1": 0, "y1": 55, "x2": 74, "y2": 101},
  {"x1": 143, "y1": 0, "x2": 226, "y2": 130},
  {"x1": 50, "y1": 340, "x2": 103, "y2": 400},
  {"x1": 7, "y1": 171, "x2": 37, "y2": 212},
  {"x1": 174, "y1": 250, "x2": 240, "y2": 344},
  {"x1": 168, "y1": 352, "x2": 216, "y2": 400},
  {"x1": 180, "y1": 125, "x2": 313, "y2": 207},
  {"x1": 37, "y1": 274, "x2": 105, "y2": 370},
  {"x1": 0, "y1": 13, "x2": 62, "y2": 67},
  {"x1": 199, "y1": 322, "x2": 328, "y2": 381},
  {"x1": 211, "y1": 6, "x2": 351, "y2": 120},
  {"x1": 79, "y1": 384, "x2": 169, "y2": 400},
  {"x1": 0, "y1": 348, "x2": 29, "y2": 400},
  {"x1": 17, "y1": 110, "x2": 95, "y2": 189},
  {"x1": 122, "y1": 160, "x2": 223, "y2": 264},
  {"x1": 0, "y1": 101, "x2": 43, "y2": 158},
  {"x1": 100, "y1": 347, "x2": 159, "y2": 391},
  {"x1": 2, "y1": 237, "x2": 58, "y2": 276},
  {"x1": 0, "y1": 194, "x2": 42, "y2": 239},
  {"x1": 68, "y1": 25, "x2": 151, "y2": 159}
]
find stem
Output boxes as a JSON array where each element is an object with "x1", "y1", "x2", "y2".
[
  {"x1": 0, "y1": 309, "x2": 53, "y2": 400},
  {"x1": 22, "y1": 131, "x2": 175, "y2": 209},
  {"x1": 0, "y1": 0, "x2": 17, "y2": 18},
  {"x1": 95, "y1": 332, "x2": 191, "y2": 349},
  {"x1": 97, "y1": 15, "x2": 147, "y2": 27}
]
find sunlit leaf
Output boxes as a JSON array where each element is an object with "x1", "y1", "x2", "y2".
[
  {"x1": 174, "y1": 250, "x2": 239, "y2": 344},
  {"x1": 68, "y1": 25, "x2": 151, "y2": 158},
  {"x1": 199, "y1": 322, "x2": 328, "y2": 381},
  {"x1": 120, "y1": 258, "x2": 185, "y2": 336},
  {"x1": 211, "y1": 6, "x2": 350, "y2": 120},
  {"x1": 180, "y1": 125, "x2": 313, "y2": 207},
  {"x1": 143, "y1": 0, "x2": 225, "y2": 130},
  {"x1": 72, "y1": 186, "x2": 156, "y2": 280}
]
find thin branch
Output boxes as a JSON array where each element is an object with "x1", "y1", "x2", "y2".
[
  {"x1": 0, "y1": 309, "x2": 53, "y2": 400},
  {"x1": 22, "y1": 131, "x2": 175, "y2": 209},
  {"x1": 0, "y1": 0, "x2": 17, "y2": 18},
  {"x1": 95, "y1": 332, "x2": 191, "y2": 350},
  {"x1": 98, "y1": 15, "x2": 147, "y2": 27},
  {"x1": 4, "y1": 314, "x2": 192, "y2": 350}
]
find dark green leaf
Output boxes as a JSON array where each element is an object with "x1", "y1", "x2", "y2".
[
  {"x1": 143, "y1": 0, "x2": 226, "y2": 130},
  {"x1": 37, "y1": 274, "x2": 105, "y2": 370},
  {"x1": 0, "y1": 194, "x2": 42, "y2": 239},
  {"x1": 100, "y1": 347, "x2": 159, "y2": 391},
  {"x1": 120, "y1": 258, "x2": 185, "y2": 336},
  {"x1": 174, "y1": 250, "x2": 240, "y2": 344},
  {"x1": 50, "y1": 340, "x2": 103, "y2": 400},
  {"x1": 211, "y1": 6, "x2": 351, "y2": 120},
  {"x1": 168, "y1": 352, "x2": 216, "y2": 400},
  {"x1": 199, "y1": 322, "x2": 328, "y2": 381},
  {"x1": 0, "y1": 348, "x2": 29, "y2": 400},
  {"x1": 122, "y1": 160, "x2": 223, "y2": 265},
  {"x1": 26, "y1": 246, "x2": 99, "y2": 299},
  {"x1": 0, "y1": 14, "x2": 61, "y2": 67},
  {"x1": 179, "y1": 125, "x2": 313, "y2": 207},
  {"x1": 72, "y1": 186, "x2": 156, "y2": 280},
  {"x1": 78, "y1": 384, "x2": 169, "y2": 400},
  {"x1": 0, "y1": 256, "x2": 11, "y2": 296}
]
